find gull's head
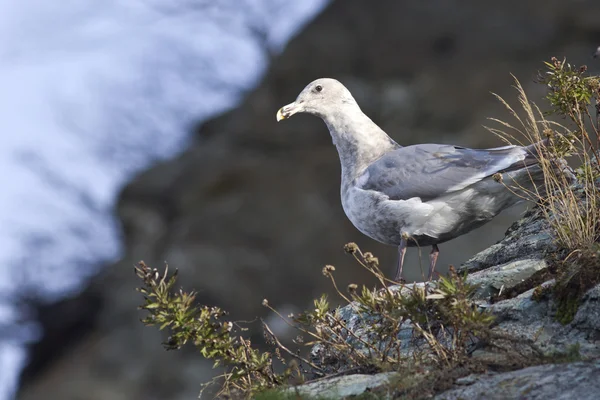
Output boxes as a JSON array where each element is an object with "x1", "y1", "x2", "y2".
[{"x1": 276, "y1": 78, "x2": 356, "y2": 122}]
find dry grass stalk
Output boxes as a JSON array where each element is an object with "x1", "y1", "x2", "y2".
[{"x1": 485, "y1": 64, "x2": 600, "y2": 251}]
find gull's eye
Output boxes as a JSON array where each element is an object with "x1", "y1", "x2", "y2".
[{"x1": 315, "y1": 85, "x2": 323, "y2": 92}]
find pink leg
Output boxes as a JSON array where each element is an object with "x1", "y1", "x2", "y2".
[
  {"x1": 395, "y1": 238, "x2": 408, "y2": 282},
  {"x1": 428, "y1": 244, "x2": 439, "y2": 280}
]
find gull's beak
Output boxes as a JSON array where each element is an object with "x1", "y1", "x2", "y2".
[{"x1": 276, "y1": 102, "x2": 303, "y2": 122}]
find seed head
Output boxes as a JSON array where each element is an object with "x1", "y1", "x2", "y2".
[
  {"x1": 322, "y1": 265, "x2": 336, "y2": 276},
  {"x1": 363, "y1": 252, "x2": 379, "y2": 268},
  {"x1": 347, "y1": 283, "x2": 358, "y2": 294},
  {"x1": 344, "y1": 242, "x2": 359, "y2": 254}
]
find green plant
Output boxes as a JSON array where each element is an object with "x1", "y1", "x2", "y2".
[
  {"x1": 135, "y1": 262, "x2": 301, "y2": 398},
  {"x1": 263, "y1": 244, "x2": 495, "y2": 373},
  {"x1": 135, "y1": 242, "x2": 496, "y2": 397}
]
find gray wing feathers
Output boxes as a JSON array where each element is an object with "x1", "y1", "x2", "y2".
[{"x1": 360, "y1": 143, "x2": 538, "y2": 201}]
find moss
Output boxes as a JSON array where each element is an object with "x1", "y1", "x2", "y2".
[
  {"x1": 555, "y1": 296, "x2": 580, "y2": 325},
  {"x1": 553, "y1": 244, "x2": 600, "y2": 324},
  {"x1": 545, "y1": 343, "x2": 582, "y2": 364},
  {"x1": 532, "y1": 284, "x2": 553, "y2": 303}
]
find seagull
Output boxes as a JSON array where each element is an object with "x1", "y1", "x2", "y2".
[{"x1": 276, "y1": 78, "x2": 552, "y2": 281}]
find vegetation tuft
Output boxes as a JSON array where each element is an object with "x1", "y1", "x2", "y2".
[
  {"x1": 486, "y1": 57, "x2": 600, "y2": 323},
  {"x1": 135, "y1": 263, "x2": 299, "y2": 397},
  {"x1": 135, "y1": 244, "x2": 495, "y2": 398}
]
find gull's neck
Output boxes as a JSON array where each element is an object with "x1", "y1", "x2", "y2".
[{"x1": 322, "y1": 103, "x2": 399, "y2": 181}]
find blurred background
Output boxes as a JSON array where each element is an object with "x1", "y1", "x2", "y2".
[{"x1": 1, "y1": 0, "x2": 598, "y2": 399}]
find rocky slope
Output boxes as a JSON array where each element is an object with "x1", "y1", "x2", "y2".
[
  {"x1": 293, "y1": 207, "x2": 600, "y2": 398},
  {"x1": 18, "y1": 0, "x2": 600, "y2": 398},
  {"x1": 290, "y1": 361, "x2": 600, "y2": 399}
]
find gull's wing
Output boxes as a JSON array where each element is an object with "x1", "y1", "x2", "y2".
[{"x1": 359, "y1": 143, "x2": 540, "y2": 201}]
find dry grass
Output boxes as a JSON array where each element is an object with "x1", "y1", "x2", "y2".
[
  {"x1": 485, "y1": 58, "x2": 600, "y2": 324},
  {"x1": 485, "y1": 59, "x2": 600, "y2": 252}
]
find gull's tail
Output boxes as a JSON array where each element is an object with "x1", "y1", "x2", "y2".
[{"x1": 507, "y1": 139, "x2": 576, "y2": 200}]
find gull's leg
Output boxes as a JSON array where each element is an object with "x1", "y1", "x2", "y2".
[
  {"x1": 428, "y1": 244, "x2": 440, "y2": 280},
  {"x1": 394, "y1": 238, "x2": 408, "y2": 282}
]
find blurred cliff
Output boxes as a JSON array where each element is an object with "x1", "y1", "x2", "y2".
[{"x1": 18, "y1": 0, "x2": 600, "y2": 399}]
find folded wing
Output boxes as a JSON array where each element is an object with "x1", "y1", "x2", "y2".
[{"x1": 359, "y1": 143, "x2": 540, "y2": 201}]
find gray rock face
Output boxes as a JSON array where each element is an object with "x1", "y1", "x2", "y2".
[
  {"x1": 436, "y1": 360, "x2": 600, "y2": 400},
  {"x1": 301, "y1": 205, "x2": 600, "y2": 398},
  {"x1": 467, "y1": 258, "x2": 547, "y2": 299},
  {"x1": 285, "y1": 372, "x2": 397, "y2": 399},
  {"x1": 573, "y1": 285, "x2": 600, "y2": 335},
  {"x1": 486, "y1": 284, "x2": 600, "y2": 361},
  {"x1": 18, "y1": 0, "x2": 600, "y2": 399},
  {"x1": 288, "y1": 361, "x2": 600, "y2": 399},
  {"x1": 459, "y1": 208, "x2": 554, "y2": 274}
]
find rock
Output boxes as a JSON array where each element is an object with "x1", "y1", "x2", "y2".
[
  {"x1": 288, "y1": 361, "x2": 600, "y2": 399},
  {"x1": 18, "y1": 0, "x2": 600, "y2": 398},
  {"x1": 572, "y1": 285, "x2": 600, "y2": 335},
  {"x1": 459, "y1": 208, "x2": 554, "y2": 274},
  {"x1": 466, "y1": 259, "x2": 548, "y2": 299},
  {"x1": 306, "y1": 204, "x2": 600, "y2": 398},
  {"x1": 454, "y1": 374, "x2": 479, "y2": 386},
  {"x1": 435, "y1": 360, "x2": 600, "y2": 400},
  {"x1": 486, "y1": 284, "x2": 600, "y2": 360},
  {"x1": 286, "y1": 372, "x2": 397, "y2": 398},
  {"x1": 311, "y1": 276, "x2": 600, "y2": 373}
]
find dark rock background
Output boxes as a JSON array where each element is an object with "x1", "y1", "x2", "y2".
[{"x1": 18, "y1": 0, "x2": 600, "y2": 399}]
